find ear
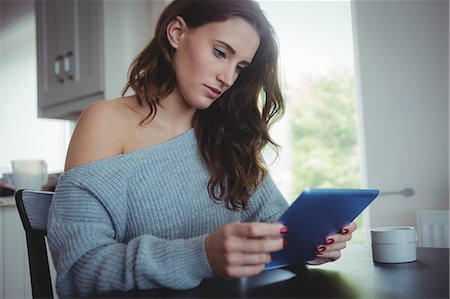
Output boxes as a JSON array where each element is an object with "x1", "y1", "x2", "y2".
[{"x1": 167, "y1": 16, "x2": 187, "y2": 50}]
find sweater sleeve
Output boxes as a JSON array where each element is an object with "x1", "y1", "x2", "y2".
[
  {"x1": 241, "y1": 173, "x2": 289, "y2": 223},
  {"x1": 47, "y1": 170, "x2": 213, "y2": 298}
]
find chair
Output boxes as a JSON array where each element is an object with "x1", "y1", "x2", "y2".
[{"x1": 15, "y1": 189, "x2": 55, "y2": 299}]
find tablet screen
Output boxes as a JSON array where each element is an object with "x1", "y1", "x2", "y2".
[{"x1": 265, "y1": 188, "x2": 379, "y2": 270}]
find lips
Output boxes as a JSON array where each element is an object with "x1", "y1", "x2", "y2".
[{"x1": 204, "y1": 85, "x2": 221, "y2": 99}]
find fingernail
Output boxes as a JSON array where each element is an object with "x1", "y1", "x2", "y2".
[
  {"x1": 326, "y1": 238, "x2": 334, "y2": 244},
  {"x1": 316, "y1": 245, "x2": 326, "y2": 253},
  {"x1": 280, "y1": 227, "x2": 289, "y2": 235},
  {"x1": 283, "y1": 240, "x2": 288, "y2": 248},
  {"x1": 341, "y1": 228, "x2": 349, "y2": 234}
]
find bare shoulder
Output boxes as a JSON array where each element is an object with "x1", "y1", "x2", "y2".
[{"x1": 64, "y1": 98, "x2": 132, "y2": 171}]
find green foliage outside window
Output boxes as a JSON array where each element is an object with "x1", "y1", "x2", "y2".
[{"x1": 288, "y1": 68, "x2": 364, "y2": 244}]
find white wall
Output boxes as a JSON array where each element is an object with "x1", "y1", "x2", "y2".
[
  {"x1": 103, "y1": 0, "x2": 167, "y2": 100},
  {"x1": 352, "y1": 0, "x2": 449, "y2": 228},
  {"x1": 0, "y1": 0, "x2": 70, "y2": 175}
]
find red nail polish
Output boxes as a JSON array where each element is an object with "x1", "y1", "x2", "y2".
[
  {"x1": 341, "y1": 228, "x2": 349, "y2": 234},
  {"x1": 326, "y1": 238, "x2": 334, "y2": 244},
  {"x1": 317, "y1": 245, "x2": 326, "y2": 252},
  {"x1": 283, "y1": 240, "x2": 288, "y2": 248},
  {"x1": 280, "y1": 227, "x2": 289, "y2": 235}
]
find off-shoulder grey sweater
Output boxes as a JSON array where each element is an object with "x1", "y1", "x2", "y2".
[{"x1": 47, "y1": 128, "x2": 289, "y2": 297}]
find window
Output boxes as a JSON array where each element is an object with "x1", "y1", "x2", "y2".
[{"x1": 260, "y1": 1, "x2": 364, "y2": 244}]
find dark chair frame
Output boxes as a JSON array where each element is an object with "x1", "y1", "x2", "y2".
[{"x1": 15, "y1": 189, "x2": 54, "y2": 299}]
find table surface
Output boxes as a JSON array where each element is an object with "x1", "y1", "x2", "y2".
[{"x1": 102, "y1": 246, "x2": 449, "y2": 298}]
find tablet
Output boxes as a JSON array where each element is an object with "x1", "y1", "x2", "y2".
[{"x1": 265, "y1": 188, "x2": 379, "y2": 270}]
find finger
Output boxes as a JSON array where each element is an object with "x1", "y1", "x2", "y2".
[
  {"x1": 244, "y1": 253, "x2": 272, "y2": 265},
  {"x1": 324, "y1": 232, "x2": 352, "y2": 245},
  {"x1": 225, "y1": 264, "x2": 265, "y2": 278},
  {"x1": 235, "y1": 237, "x2": 285, "y2": 253},
  {"x1": 328, "y1": 232, "x2": 353, "y2": 243},
  {"x1": 340, "y1": 222, "x2": 357, "y2": 234},
  {"x1": 306, "y1": 256, "x2": 336, "y2": 266},
  {"x1": 323, "y1": 241, "x2": 347, "y2": 252},
  {"x1": 315, "y1": 240, "x2": 346, "y2": 255},
  {"x1": 316, "y1": 249, "x2": 342, "y2": 261},
  {"x1": 323, "y1": 222, "x2": 357, "y2": 243},
  {"x1": 225, "y1": 252, "x2": 271, "y2": 266},
  {"x1": 229, "y1": 222, "x2": 287, "y2": 238}
]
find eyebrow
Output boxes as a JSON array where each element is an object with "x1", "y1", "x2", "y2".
[{"x1": 214, "y1": 40, "x2": 251, "y2": 67}]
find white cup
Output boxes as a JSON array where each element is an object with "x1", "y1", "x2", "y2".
[
  {"x1": 371, "y1": 226, "x2": 417, "y2": 263},
  {"x1": 11, "y1": 160, "x2": 48, "y2": 191}
]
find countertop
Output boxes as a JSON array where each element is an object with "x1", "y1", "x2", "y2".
[{"x1": 0, "y1": 196, "x2": 15, "y2": 207}]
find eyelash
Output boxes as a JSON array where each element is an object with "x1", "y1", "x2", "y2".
[
  {"x1": 213, "y1": 48, "x2": 245, "y2": 74},
  {"x1": 214, "y1": 48, "x2": 226, "y2": 59}
]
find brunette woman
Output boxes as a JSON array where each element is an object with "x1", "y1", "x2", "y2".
[{"x1": 47, "y1": 0, "x2": 356, "y2": 297}]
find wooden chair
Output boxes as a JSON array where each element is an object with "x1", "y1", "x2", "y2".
[{"x1": 15, "y1": 189, "x2": 55, "y2": 299}]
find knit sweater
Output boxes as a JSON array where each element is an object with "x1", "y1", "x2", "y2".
[{"x1": 47, "y1": 128, "x2": 289, "y2": 297}]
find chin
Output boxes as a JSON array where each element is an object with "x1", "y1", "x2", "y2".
[
  {"x1": 196, "y1": 104, "x2": 213, "y2": 111},
  {"x1": 193, "y1": 98, "x2": 216, "y2": 110}
]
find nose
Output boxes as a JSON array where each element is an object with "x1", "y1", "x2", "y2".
[{"x1": 217, "y1": 64, "x2": 236, "y2": 88}]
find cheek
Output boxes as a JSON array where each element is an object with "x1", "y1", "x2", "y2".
[
  {"x1": 189, "y1": 48, "x2": 216, "y2": 78},
  {"x1": 173, "y1": 37, "x2": 222, "y2": 97},
  {"x1": 177, "y1": 48, "x2": 207, "y2": 80}
]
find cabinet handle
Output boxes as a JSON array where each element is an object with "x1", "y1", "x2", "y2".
[
  {"x1": 63, "y1": 51, "x2": 74, "y2": 80},
  {"x1": 54, "y1": 55, "x2": 64, "y2": 83}
]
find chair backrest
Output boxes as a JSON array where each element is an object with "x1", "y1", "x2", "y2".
[{"x1": 15, "y1": 189, "x2": 55, "y2": 299}]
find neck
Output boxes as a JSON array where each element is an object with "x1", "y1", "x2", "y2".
[{"x1": 152, "y1": 89, "x2": 196, "y2": 134}]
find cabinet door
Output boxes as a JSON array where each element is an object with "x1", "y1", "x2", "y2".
[
  {"x1": 65, "y1": 0, "x2": 104, "y2": 102},
  {"x1": 36, "y1": 0, "x2": 68, "y2": 108},
  {"x1": 37, "y1": 0, "x2": 104, "y2": 120}
]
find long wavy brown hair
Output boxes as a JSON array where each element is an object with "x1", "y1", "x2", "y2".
[{"x1": 122, "y1": 0, "x2": 285, "y2": 210}]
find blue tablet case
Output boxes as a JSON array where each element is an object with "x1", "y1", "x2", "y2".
[{"x1": 265, "y1": 188, "x2": 379, "y2": 270}]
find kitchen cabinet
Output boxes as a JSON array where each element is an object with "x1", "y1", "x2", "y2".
[
  {"x1": 36, "y1": 0, "x2": 103, "y2": 120},
  {"x1": 36, "y1": 0, "x2": 168, "y2": 120}
]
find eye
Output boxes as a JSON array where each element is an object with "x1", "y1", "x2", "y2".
[
  {"x1": 214, "y1": 48, "x2": 226, "y2": 59},
  {"x1": 235, "y1": 65, "x2": 244, "y2": 74}
]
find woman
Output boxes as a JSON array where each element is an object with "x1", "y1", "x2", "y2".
[{"x1": 47, "y1": 0, "x2": 356, "y2": 297}]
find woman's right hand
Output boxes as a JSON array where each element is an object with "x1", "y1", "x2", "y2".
[{"x1": 205, "y1": 222, "x2": 287, "y2": 279}]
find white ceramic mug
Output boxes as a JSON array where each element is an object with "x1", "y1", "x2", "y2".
[
  {"x1": 371, "y1": 226, "x2": 417, "y2": 263},
  {"x1": 11, "y1": 160, "x2": 48, "y2": 191}
]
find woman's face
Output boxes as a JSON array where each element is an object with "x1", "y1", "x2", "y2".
[{"x1": 168, "y1": 16, "x2": 260, "y2": 110}]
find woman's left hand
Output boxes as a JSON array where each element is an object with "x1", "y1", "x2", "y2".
[{"x1": 305, "y1": 222, "x2": 357, "y2": 266}]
